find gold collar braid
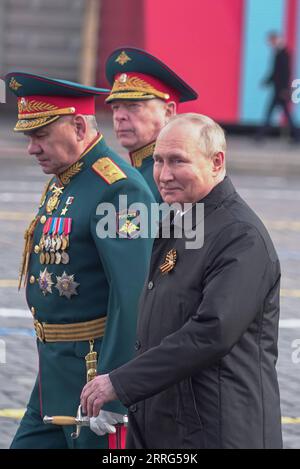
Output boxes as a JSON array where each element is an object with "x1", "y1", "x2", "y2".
[{"x1": 130, "y1": 141, "x2": 156, "y2": 168}]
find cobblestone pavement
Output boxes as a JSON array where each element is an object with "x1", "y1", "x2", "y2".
[{"x1": 0, "y1": 114, "x2": 299, "y2": 448}]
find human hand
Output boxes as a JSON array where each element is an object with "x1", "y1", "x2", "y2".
[{"x1": 80, "y1": 374, "x2": 118, "y2": 417}]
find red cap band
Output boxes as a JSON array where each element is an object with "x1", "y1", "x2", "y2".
[
  {"x1": 18, "y1": 95, "x2": 95, "y2": 118},
  {"x1": 108, "y1": 72, "x2": 180, "y2": 105}
]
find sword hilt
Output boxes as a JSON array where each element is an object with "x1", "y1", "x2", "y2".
[
  {"x1": 43, "y1": 405, "x2": 89, "y2": 439},
  {"x1": 43, "y1": 415, "x2": 77, "y2": 426},
  {"x1": 43, "y1": 406, "x2": 129, "y2": 441}
]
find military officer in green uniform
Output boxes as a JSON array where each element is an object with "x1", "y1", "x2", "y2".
[
  {"x1": 105, "y1": 47, "x2": 198, "y2": 201},
  {"x1": 6, "y1": 71, "x2": 155, "y2": 449}
]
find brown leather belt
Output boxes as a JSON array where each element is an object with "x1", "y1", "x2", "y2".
[{"x1": 34, "y1": 317, "x2": 106, "y2": 343}]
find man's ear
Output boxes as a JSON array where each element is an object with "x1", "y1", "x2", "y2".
[
  {"x1": 212, "y1": 151, "x2": 225, "y2": 175},
  {"x1": 73, "y1": 114, "x2": 87, "y2": 141},
  {"x1": 165, "y1": 101, "x2": 177, "y2": 120}
]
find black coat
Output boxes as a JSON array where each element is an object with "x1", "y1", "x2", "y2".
[
  {"x1": 110, "y1": 177, "x2": 282, "y2": 449},
  {"x1": 265, "y1": 47, "x2": 291, "y2": 96}
]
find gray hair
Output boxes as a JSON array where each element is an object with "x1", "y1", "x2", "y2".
[
  {"x1": 167, "y1": 113, "x2": 226, "y2": 159},
  {"x1": 85, "y1": 115, "x2": 99, "y2": 132},
  {"x1": 59, "y1": 114, "x2": 99, "y2": 132}
]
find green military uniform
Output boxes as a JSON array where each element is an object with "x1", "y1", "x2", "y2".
[
  {"x1": 105, "y1": 47, "x2": 198, "y2": 201},
  {"x1": 6, "y1": 72, "x2": 155, "y2": 449},
  {"x1": 129, "y1": 141, "x2": 160, "y2": 202}
]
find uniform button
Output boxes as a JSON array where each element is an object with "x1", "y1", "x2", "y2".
[
  {"x1": 29, "y1": 275, "x2": 35, "y2": 284},
  {"x1": 148, "y1": 281, "x2": 154, "y2": 290},
  {"x1": 134, "y1": 340, "x2": 141, "y2": 351},
  {"x1": 34, "y1": 245, "x2": 40, "y2": 254},
  {"x1": 31, "y1": 307, "x2": 36, "y2": 315},
  {"x1": 129, "y1": 404, "x2": 137, "y2": 413},
  {"x1": 40, "y1": 215, "x2": 47, "y2": 224}
]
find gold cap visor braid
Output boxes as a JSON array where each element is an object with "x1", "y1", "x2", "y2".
[
  {"x1": 14, "y1": 115, "x2": 60, "y2": 132},
  {"x1": 105, "y1": 92, "x2": 158, "y2": 103}
]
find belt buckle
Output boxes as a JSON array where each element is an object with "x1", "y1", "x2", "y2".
[{"x1": 34, "y1": 320, "x2": 45, "y2": 342}]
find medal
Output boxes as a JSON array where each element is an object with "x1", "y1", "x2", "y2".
[
  {"x1": 55, "y1": 236, "x2": 62, "y2": 251},
  {"x1": 45, "y1": 236, "x2": 51, "y2": 252},
  {"x1": 39, "y1": 252, "x2": 45, "y2": 265},
  {"x1": 46, "y1": 184, "x2": 64, "y2": 215},
  {"x1": 42, "y1": 218, "x2": 52, "y2": 249},
  {"x1": 61, "y1": 236, "x2": 68, "y2": 251},
  {"x1": 51, "y1": 236, "x2": 56, "y2": 251},
  {"x1": 61, "y1": 251, "x2": 69, "y2": 265},
  {"x1": 50, "y1": 252, "x2": 55, "y2": 264},
  {"x1": 46, "y1": 194, "x2": 60, "y2": 214},
  {"x1": 63, "y1": 218, "x2": 72, "y2": 248},
  {"x1": 45, "y1": 252, "x2": 50, "y2": 264},
  {"x1": 38, "y1": 268, "x2": 54, "y2": 296},
  {"x1": 55, "y1": 218, "x2": 64, "y2": 251},
  {"x1": 60, "y1": 196, "x2": 74, "y2": 216},
  {"x1": 55, "y1": 272, "x2": 79, "y2": 299},
  {"x1": 55, "y1": 252, "x2": 61, "y2": 264},
  {"x1": 42, "y1": 218, "x2": 52, "y2": 252}
]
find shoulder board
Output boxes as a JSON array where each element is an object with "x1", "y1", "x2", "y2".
[
  {"x1": 39, "y1": 177, "x2": 54, "y2": 208},
  {"x1": 92, "y1": 157, "x2": 127, "y2": 185}
]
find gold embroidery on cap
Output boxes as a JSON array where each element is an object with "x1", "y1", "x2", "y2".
[
  {"x1": 17, "y1": 99, "x2": 76, "y2": 119},
  {"x1": 14, "y1": 116, "x2": 60, "y2": 132},
  {"x1": 18, "y1": 98, "x2": 58, "y2": 114},
  {"x1": 110, "y1": 75, "x2": 169, "y2": 101}
]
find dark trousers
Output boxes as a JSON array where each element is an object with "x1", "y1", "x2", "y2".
[{"x1": 258, "y1": 92, "x2": 299, "y2": 141}]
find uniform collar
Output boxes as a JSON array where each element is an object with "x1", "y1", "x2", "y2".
[
  {"x1": 56, "y1": 133, "x2": 103, "y2": 186},
  {"x1": 129, "y1": 141, "x2": 156, "y2": 168}
]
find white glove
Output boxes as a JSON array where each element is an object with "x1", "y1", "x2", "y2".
[{"x1": 90, "y1": 410, "x2": 125, "y2": 436}]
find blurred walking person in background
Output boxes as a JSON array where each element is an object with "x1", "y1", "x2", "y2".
[{"x1": 257, "y1": 32, "x2": 299, "y2": 143}]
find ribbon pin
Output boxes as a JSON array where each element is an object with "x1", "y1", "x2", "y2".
[{"x1": 159, "y1": 249, "x2": 177, "y2": 275}]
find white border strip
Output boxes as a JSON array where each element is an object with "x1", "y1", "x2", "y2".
[
  {"x1": 279, "y1": 319, "x2": 300, "y2": 329},
  {"x1": 0, "y1": 308, "x2": 31, "y2": 318}
]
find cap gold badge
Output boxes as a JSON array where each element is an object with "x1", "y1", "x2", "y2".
[
  {"x1": 115, "y1": 51, "x2": 132, "y2": 66},
  {"x1": 119, "y1": 73, "x2": 128, "y2": 83}
]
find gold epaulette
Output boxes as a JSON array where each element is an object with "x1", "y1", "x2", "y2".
[{"x1": 92, "y1": 157, "x2": 127, "y2": 184}]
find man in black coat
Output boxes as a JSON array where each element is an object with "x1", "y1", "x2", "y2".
[
  {"x1": 81, "y1": 113, "x2": 283, "y2": 449},
  {"x1": 258, "y1": 32, "x2": 299, "y2": 142}
]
